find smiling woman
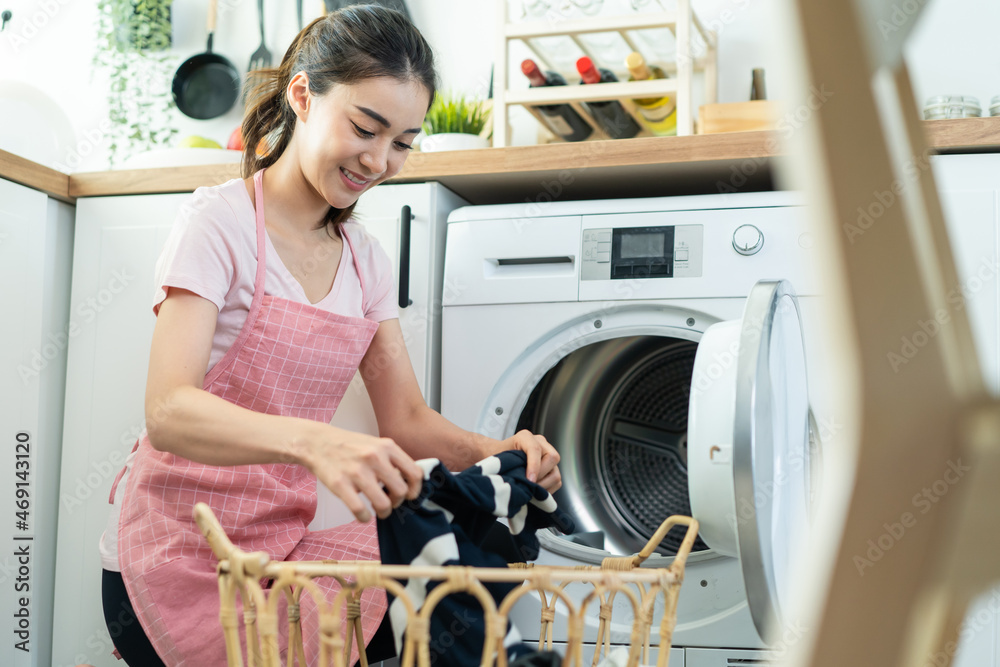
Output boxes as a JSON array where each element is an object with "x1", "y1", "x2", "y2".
[
  {"x1": 240, "y1": 7, "x2": 435, "y2": 223},
  {"x1": 96, "y1": 5, "x2": 562, "y2": 667}
]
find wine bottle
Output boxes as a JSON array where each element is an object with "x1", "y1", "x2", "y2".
[
  {"x1": 576, "y1": 57, "x2": 641, "y2": 139},
  {"x1": 521, "y1": 59, "x2": 593, "y2": 142},
  {"x1": 625, "y1": 51, "x2": 677, "y2": 136}
]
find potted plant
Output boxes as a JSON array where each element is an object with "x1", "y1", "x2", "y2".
[
  {"x1": 93, "y1": 0, "x2": 178, "y2": 167},
  {"x1": 420, "y1": 92, "x2": 491, "y2": 152}
]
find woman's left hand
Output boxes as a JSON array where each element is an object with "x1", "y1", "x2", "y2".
[{"x1": 499, "y1": 430, "x2": 562, "y2": 493}]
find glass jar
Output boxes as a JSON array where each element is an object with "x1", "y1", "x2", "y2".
[
  {"x1": 564, "y1": 0, "x2": 605, "y2": 16},
  {"x1": 629, "y1": 0, "x2": 667, "y2": 10},
  {"x1": 923, "y1": 95, "x2": 982, "y2": 120},
  {"x1": 990, "y1": 95, "x2": 1000, "y2": 117}
]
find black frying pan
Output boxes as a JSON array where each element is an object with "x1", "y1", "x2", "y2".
[{"x1": 172, "y1": 0, "x2": 241, "y2": 120}]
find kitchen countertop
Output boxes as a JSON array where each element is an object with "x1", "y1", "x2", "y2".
[{"x1": 4, "y1": 117, "x2": 1000, "y2": 205}]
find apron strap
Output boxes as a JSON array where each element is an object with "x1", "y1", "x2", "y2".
[
  {"x1": 108, "y1": 437, "x2": 141, "y2": 503},
  {"x1": 251, "y1": 169, "x2": 269, "y2": 308},
  {"x1": 340, "y1": 224, "x2": 370, "y2": 307}
]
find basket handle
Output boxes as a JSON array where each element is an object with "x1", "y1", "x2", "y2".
[
  {"x1": 194, "y1": 502, "x2": 237, "y2": 561},
  {"x1": 193, "y1": 502, "x2": 270, "y2": 576},
  {"x1": 601, "y1": 515, "x2": 700, "y2": 571}
]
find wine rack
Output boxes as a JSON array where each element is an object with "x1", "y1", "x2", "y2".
[{"x1": 492, "y1": 0, "x2": 717, "y2": 146}]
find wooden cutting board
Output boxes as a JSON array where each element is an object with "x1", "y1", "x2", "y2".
[{"x1": 698, "y1": 100, "x2": 782, "y2": 134}]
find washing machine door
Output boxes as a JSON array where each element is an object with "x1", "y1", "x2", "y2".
[{"x1": 688, "y1": 279, "x2": 816, "y2": 642}]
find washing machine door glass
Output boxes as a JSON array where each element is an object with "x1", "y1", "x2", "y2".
[{"x1": 688, "y1": 279, "x2": 814, "y2": 642}]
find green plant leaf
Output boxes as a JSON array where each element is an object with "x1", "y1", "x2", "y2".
[
  {"x1": 422, "y1": 91, "x2": 491, "y2": 136},
  {"x1": 94, "y1": 0, "x2": 179, "y2": 167}
]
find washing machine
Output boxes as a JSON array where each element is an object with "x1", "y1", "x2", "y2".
[{"x1": 440, "y1": 191, "x2": 831, "y2": 665}]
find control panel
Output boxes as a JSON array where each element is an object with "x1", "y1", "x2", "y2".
[{"x1": 582, "y1": 224, "x2": 704, "y2": 280}]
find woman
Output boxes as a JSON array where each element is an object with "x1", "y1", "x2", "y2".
[{"x1": 98, "y1": 6, "x2": 561, "y2": 666}]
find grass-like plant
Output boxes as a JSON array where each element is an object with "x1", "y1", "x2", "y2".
[{"x1": 422, "y1": 92, "x2": 490, "y2": 135}]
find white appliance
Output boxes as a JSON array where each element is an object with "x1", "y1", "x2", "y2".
[
  {"x1": 51, "y1": 182, "x2": 466, "y2": 667},
  {"x1": 0, "y1": 178, "x2": 74, "y2": 667},
  {"x1": 440, "y1": 191, "x2": 832, "y2": 664},
  {"x1": 929, "y1": 154, "x2": 1000, "y2": 667}
]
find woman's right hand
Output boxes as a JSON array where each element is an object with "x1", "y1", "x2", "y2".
[{"x1": 299, "y1": 425, "x2": 424, "y2": 523}]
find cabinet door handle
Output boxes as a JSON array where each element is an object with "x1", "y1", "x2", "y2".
[{"x1": 398, "y1": 205, "x2": 412, "y2": 308}]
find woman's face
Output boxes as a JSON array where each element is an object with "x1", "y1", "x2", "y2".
[{"x1": 291, "y1": 75, "x2": 430, "y2": 209}]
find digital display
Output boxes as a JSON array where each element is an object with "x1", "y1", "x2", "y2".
[{"x1": 620, "y1": 232, "x2": 665, "y2": 259}]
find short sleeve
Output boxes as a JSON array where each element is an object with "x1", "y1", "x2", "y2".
[
  {"x1": 152, "y1": 188, "x2": 241, "y2": 316},
  {"x1": 346, "y1": 223, "x2": 398, "y2": 322}
]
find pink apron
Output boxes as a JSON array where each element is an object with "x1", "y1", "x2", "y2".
[{"x1": 113, "y1": 168, "x2": 385, "y2": 666}]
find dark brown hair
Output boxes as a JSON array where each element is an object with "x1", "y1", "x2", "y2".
[{"x1": 240, "y1": 4, "x2": 437, "y2": 231}]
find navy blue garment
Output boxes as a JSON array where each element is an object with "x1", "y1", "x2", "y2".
[{"x1": 376, "y1": 450, "x2": 575, "y2": 667}]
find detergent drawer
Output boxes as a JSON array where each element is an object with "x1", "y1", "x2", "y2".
[{"x1": 443, "y1": 215, "x2": 581, "y2": 306}]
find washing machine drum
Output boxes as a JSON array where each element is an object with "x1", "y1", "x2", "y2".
[
  {"x1": 519, "y1": 280, "x2": 817, "y2": 638},
  {"x1": 518, "y1": 335, "x2": 709, "y2": 557}
]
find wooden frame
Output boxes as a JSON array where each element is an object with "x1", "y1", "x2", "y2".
[
  {"x1": 492, "y1": 0, "x2": 717, "y2": 146},
  {"x1": 772, "y1": 0, "x2": 999, "y2": 666}
]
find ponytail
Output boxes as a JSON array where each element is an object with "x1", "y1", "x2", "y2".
[
  {"x1": 240, "y1": 18, "x2": 321, "y2": 180},
  {"x1": 239, "y1": 6, "x2": 436, "y2": 232}
]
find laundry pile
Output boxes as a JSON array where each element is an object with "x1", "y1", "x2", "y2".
[{"x1": 376, "y1": 450, "x2": 576, "y2": 666}]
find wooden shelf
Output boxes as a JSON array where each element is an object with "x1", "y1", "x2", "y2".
[
  {"x1": 4, "y1": 117, "x2": 1000, "y2": 205},
  {"x1": 492, "y1": 0, "x2": 716, "y2": 144},
  {"x1": 504, "y1": 11, "x2": 684, "y2": 38},
  {"x1": 923, "y1": 116, "x2": 1000, "y2": 152}
]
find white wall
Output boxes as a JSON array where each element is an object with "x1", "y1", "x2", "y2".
[
  {"x1": 1, "y1": 0, "x2": 326, "y2": 171},
  {"x1": 3, "y1": 0, "x2": 996, "y2": 171}
]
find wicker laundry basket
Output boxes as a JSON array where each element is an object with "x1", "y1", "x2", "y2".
[{"x1": 193, "y1": 502, "x2": 699, "y2": 667}]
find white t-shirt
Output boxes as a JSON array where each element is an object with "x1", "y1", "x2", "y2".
[{"x1": 100, "y1": 177, "x2": 398, "y2": 571}]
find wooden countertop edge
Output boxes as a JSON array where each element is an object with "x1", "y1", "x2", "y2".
[
  {"x1": 66, "y1": 132, "x2": 783, "y2": 198},
  {"x1": 7, "y1": 118, "x2": 1000, "y2": 201},
  {"x1": 0, "y1": 149, "x2": 71, "y2": 202},
  {"x1": 68, "y1": 163, "x2": 243, "y2": 198},
  {"x1": 398, "y1": 132, "x2": 780, "y2": 178}
]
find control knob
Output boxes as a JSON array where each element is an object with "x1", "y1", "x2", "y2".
[{"x1": 732, "y1": 224, "x2": 763, "y2": 256}]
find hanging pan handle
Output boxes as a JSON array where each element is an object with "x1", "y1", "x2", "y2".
[{"x1": 206, "y1": 0, "x2": 217, "y2": 50}]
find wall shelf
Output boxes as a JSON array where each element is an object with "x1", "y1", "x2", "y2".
[
  {"x1": 492, "y1": 0, "x2": 717, "y2": 145},
  {"x1": 3, "y1": 117, "x2": 1000, "y2": 205}
]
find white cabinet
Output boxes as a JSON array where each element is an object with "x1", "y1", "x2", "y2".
[
  {"x1": 0, "y1": 178, "x2": 74, "y2": 667},
  {"x1": 933, "y1": 153, "x2": 1000, "y2": 667},
  {"x1": 51, "y1": 193, "x2": 186, "y2": 667},
  {"x1": 934, "y1": 154, "x2": 1000, "y2": 394}
]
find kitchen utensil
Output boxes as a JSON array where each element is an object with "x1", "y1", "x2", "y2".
[
  {"x1": 248, "y1": 0, "x2": 272, "y2": 72},
  {"x1": 296, "y1": 0, "x2": 303, "y2": 31},
  {"x1": 1, "y1": 10, "x2": 12, "y2": 32},
  {"x1": 171, "y1": 0, "x2": 240, "y2": 120}
]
